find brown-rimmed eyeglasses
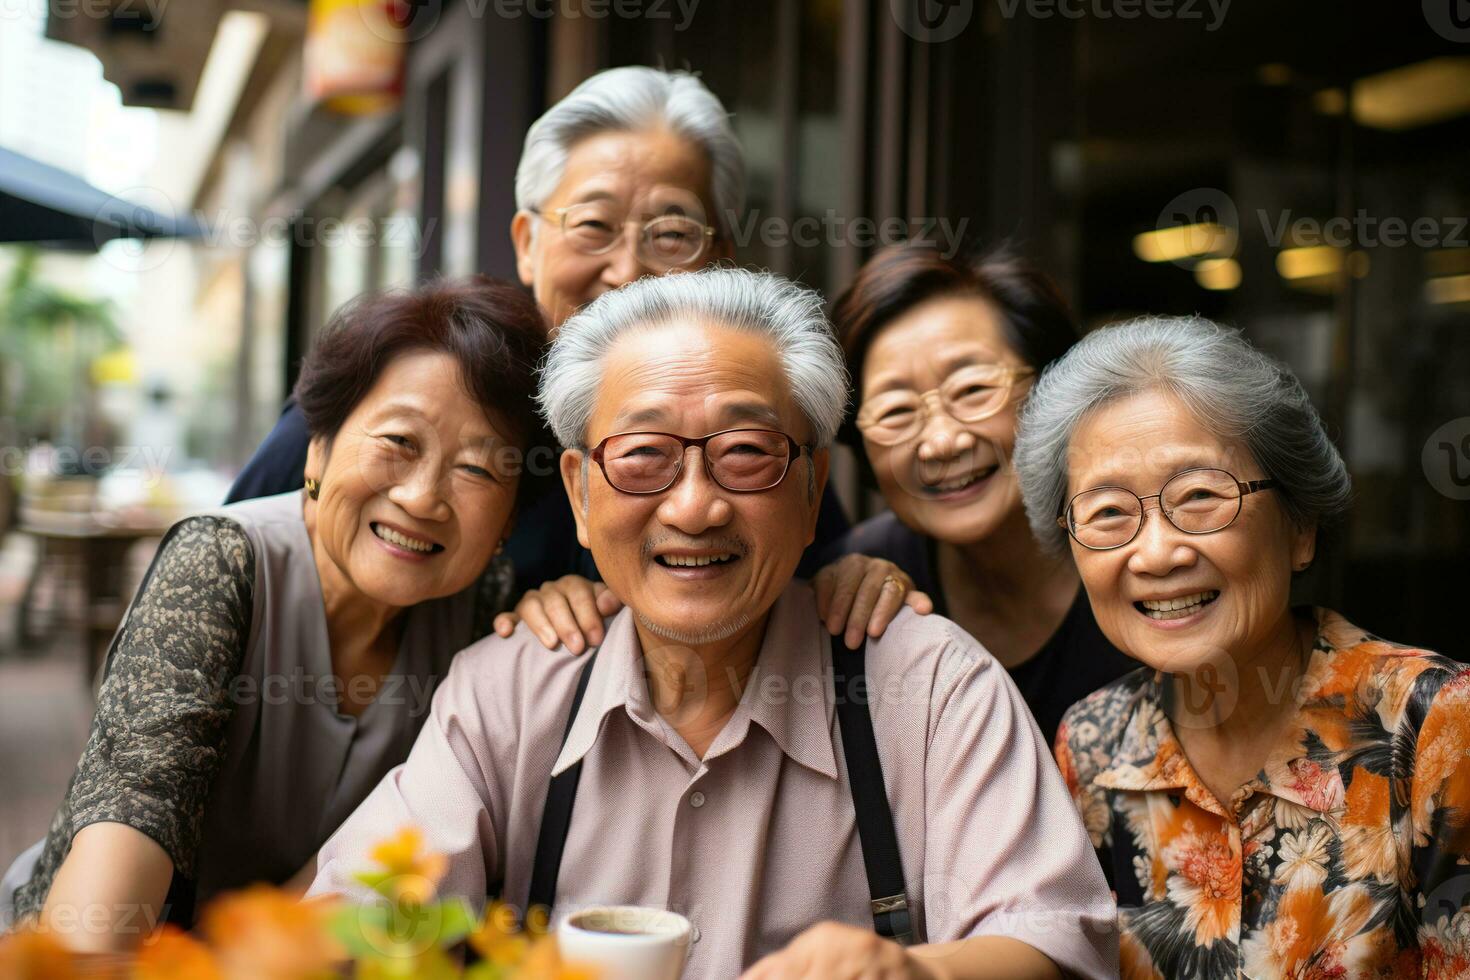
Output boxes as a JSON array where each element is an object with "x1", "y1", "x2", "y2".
[
  {"x1": 1059, "y1": 467, "x2": 1279, "y2": 551},
  {"x1": 528, "y1": 203, "x2": 717, "y2": 271},
  {"x1": 855, "y1": 364, "x2": 1035, "y2": 446},
  {"x1": 589, "y1": 428, "x2": 812, "y2": 495}
]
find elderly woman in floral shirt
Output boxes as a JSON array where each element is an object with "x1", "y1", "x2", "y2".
[{"x1": 1015, "y1": 314, "x2": 1470, "y2": 979}]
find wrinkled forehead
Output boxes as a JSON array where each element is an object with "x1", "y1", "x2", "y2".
[{"x1": 589, "y1": 320, "x2": 801, "y2": 441}]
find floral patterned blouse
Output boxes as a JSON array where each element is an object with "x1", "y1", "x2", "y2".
[{"x1": 1054, "y1": 607, "x2": 1470, "y2": 979}]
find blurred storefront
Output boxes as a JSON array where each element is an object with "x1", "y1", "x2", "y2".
[{"x1": 45, "y1": 0, "x2": 1470, "y2": 652}]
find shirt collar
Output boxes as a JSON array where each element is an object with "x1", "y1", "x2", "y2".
[
  {"x1": 1092, "y1": 608, "x2": 1352, "y2": 818},
  {"x1": 551, "y1": 581, "x2": 840, "y2": 781}
]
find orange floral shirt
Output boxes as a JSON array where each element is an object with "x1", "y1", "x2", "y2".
[{"x1": 1054, "y1": 608, "x2": 1470, "y2": 979}]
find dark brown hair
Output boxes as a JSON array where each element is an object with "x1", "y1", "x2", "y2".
[
  {"x1": 293, "y1": 275, "x2": 550, "y2": 490},
  {"x1": 830, "y1": 241, "x2": 1080, "y2": 460}
]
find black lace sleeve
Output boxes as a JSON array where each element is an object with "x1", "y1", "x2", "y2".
[{"x1": 11, "y1": 515, "x2": 255, "y2": 920}]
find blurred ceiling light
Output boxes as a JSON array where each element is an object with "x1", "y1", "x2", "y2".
[
  {"x1": 1427, "y1": 274, "x2": 1470, "y2": 305},
  {"x1": 1276, "y1": 246, "x2": 1369, "y2": 292},
  {"x1": 1313, "y1": 88, "x2": 1347, "y2": 116},
  {"x1": 1195, "y1": 258, "x2": 1242, "y2": 291},
  {"x1": 1351, "y1": 58, "x2": 1470, "y2": 130},
  {"x1": 1132, "y1": 223, "x2": 1237, "y2": 263},
  {"x1": 1257, "y1": 63, "x2": 1293, "y2": 86}
]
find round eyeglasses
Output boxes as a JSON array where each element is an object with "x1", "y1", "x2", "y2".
[
  {"x1": 1059, "y1": 467, "x2": 1279, "y2": 551},
  {"x1": 855, "y1": 364, "x2": 1035, "y2": 446},
  {"x1": 530, "y1": 202, "x2": 716, "y2": 271},
  {"x1": 589, "y1": 429, "x2": 810, "y2": 495}
]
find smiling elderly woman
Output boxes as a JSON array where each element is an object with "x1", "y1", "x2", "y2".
[
  {"x1": 1014, "y1": 315, "x2": 1470, "y2": 978},
  {"x1": 1, "y1": 277, "x2": 546, "y2": 950}
]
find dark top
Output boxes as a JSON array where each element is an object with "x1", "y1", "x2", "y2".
[
  {"x1": 819, "y1": 511, "x2": 1135, "y2": 745},
  {"x1": 227, "y1": 400, "x2": 851, "y2": 598}
]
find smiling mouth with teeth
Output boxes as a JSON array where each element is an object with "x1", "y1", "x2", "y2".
[
  {"x1": 371, "y1": 522, "x2": 443, "y2": 555},
  {"x1": 1135, "y1": 590, "x2": 1220, "y2": 621},
  {"x1": 921, "y1": 465, "x2": 999, "y2": 496},
  {"x1": 655, "y1": 554, "x2": 738, "y2": 568}
]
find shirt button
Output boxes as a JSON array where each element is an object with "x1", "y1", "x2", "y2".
[{"x1": 689, "y1": 791, "x2": 706, "y2": 809}]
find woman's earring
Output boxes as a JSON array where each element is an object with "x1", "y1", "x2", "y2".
[
  {"x1": 494, "y1": 539, "x2": 505, "y2": 557},
  {"x1": 305, "y1": 477, "x2": 321, "y2": 500}
]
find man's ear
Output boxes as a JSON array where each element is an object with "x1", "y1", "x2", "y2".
[
  {"x1": 511, "y1": 211, "x2": 536, "y2": 288},
  {"x1": 561, "y1": 449, "x2": 591, "y2": 549},
  {"x1": 806, "y1": 447, "x2": 831, "y2": 545}
]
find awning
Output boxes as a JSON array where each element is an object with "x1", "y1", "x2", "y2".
[{"x1": 0, "y1": 147, "x2": 204, "y2": 248}]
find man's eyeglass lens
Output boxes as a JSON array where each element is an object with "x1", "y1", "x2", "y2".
[{"x1": 600, "y1": 430, "x2": 794, "y2": 493}]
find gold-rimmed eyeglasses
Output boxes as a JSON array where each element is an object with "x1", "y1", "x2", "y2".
[
  {"x1": 1059, "y1": 467, "x2": 1279, "y2": 551},
  {"x1": 855, "y1": 364, "x2": 1035, "y2": 446},
  {"x1": 528, "y1": 202, "x2": 717, "y2": 271}
]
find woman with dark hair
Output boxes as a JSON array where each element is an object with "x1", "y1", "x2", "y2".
[
  {"x1": 1, "y1": 276, "x2": 547, "y2": 951},
  {"x1": 818, "y1": 242, "x2": 1134, "y2": 743}
]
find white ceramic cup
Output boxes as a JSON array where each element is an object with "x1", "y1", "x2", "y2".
[{"x1": 556, "y1": 905, "x2": 693, "y2": 980}]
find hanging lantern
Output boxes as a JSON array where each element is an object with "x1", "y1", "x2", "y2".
[{"x1": 303, "y1": 0, "x2": 409, "y2": 115}]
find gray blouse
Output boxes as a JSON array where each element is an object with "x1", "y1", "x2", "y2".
[{"x1": 10, "y1": 490, "x2": 508, "y2": 921}]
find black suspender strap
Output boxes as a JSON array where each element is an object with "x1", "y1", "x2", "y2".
[
  {"x1": 524, "y1": 651, "x2": 599, "y2": 917},
  {"x1": 516, "y1": 637, "x2": 913, "y2": 947},
  {"x1": 830, "y1": 634, "x2": 915, "y2": 946}
]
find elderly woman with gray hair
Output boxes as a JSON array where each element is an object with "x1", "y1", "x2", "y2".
[{"x1": 1016, "y1": 315, "x2": 1470, "y2": 978}]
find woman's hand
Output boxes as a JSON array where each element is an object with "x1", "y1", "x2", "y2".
[
  {"x1": 813, "y1": 554, "x2": 935, "y2": 649},
  {"x1": 493, "y1": 575, "x2": 622, "y2": 653}
]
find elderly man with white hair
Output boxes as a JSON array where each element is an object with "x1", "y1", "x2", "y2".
[
  {"x1": 228, "y1": 64, "x2": 921, "y2": 648},
  {"x1": 308, "y1": 268, "x2": 1117, "y2": 979}
]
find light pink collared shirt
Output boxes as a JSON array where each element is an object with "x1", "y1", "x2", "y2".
[{"x1": 309, "y1": 581, "x2": 1118, "y2": 978}]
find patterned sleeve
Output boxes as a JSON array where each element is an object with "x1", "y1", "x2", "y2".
[
  {"x1": 1054, "y1": 698, "x2": 1116, "y2": 851},
  {"x1": 1408, "y1": 660, "x2": 1470, "y2": 978},
  {"x1": 11, "y1": 516, "x2": 255, "y2": 920}
]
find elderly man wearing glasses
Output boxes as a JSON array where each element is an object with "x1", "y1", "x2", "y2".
[{"x1": 308, "y1": 268, "x2": 1117, "y2": 980}]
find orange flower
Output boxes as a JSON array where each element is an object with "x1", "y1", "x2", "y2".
[
  {"x1": 363, "y1": 827, "x2": 449, "y2": 906},
  {"x1": 198, "y1": 884, "x2": 344, "y2": 979},
  {"x1": 1161, "y1": 828, "x2": 1242, "y2": 945},
  {"x1": 0, "y1": 927, "x2": 78, "y2": 980},
  {"x1": 132, "y1": 925, "x2": 223, "y2": 980}
]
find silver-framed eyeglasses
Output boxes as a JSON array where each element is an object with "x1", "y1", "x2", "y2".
[
  {"x1": 589, "y1": 428, "x2": 812, "y2": 495},
  {"x1": 1059, "y1": 467, "x2": 1279, "y2": 551},
  {"x1": 855, "y1": 363, "x2": 1035, "y2": 446},
  {"x1": 529, "y1": 202, "x2": 716, "y2": 271}
]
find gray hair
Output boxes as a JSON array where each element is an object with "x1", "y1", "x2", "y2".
[
  {"x1": 1014, "y1": 315, "x2": 1352, "y2": 553},
  {"x1": 538, "y1": 267, "x2": 849, "y2": 450},
  {"x1": 515, "y1": 66, "x2": 746, "y2": 237}
]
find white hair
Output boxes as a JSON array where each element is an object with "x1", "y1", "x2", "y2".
[
  {"x1": 514, "y1": 66, "x2": 746, "y2": 237},
  {"x1": 1014, "y1": 315, "x2": 1352, "y2": 553},
  {"x1": 538, "y1": 267, "x2": 848, "y2": 450}
]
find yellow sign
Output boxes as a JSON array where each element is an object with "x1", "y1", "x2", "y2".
[{"x1": 304, "y1": 0, "x2": 407, "y2": 115}]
